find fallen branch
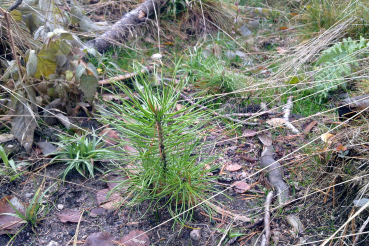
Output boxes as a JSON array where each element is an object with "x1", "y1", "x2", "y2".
[
  {"x1": 99, "y1": 66, "x2": 153, "y2": 85},
  {"x1": 283, "y1": 96, "x2": 300, "y2": 134},
  {"x1": 261, "y1": 191, "x2": 273, "y2": 246},
  {"x1": 260, "y1": 145, "x2": 289, "y2": 204},
  {"x1": 85, "y1": 0, "x2": 167, "y2": 53},
  {"x1": 259, "y1": 139, "x2": 305, "y2": 239}
]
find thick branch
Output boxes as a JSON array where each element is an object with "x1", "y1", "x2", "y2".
[{"x1": 85, "y1": 0, "x2": 167, "y2": 53}]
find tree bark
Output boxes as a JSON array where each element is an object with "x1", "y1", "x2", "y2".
[{"x1": 85, "y1": 0, "x2": 167, "y2": 53}]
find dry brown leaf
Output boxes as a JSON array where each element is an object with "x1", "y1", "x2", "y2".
[
  {"x1": 119, "y1": 230, "x2": 151, "y2": 246},
  {"x1": 233, "y1": 181, "x2": 251, "y2": 193},
  {"x1": 303, "y1": 120, "x2": 318, "y2": 133},
  {"x1": 276, "y1": 47, "x2": 287, "y2": 54},
  {"x1": 321, "y1": 133, "x2": 334, "y2": 143},
  {"x1": 266, "y1": 118, "x2": 286, "y2": 127},
  {"x1": 0, "y1": 196, "x2": 26, "y2": 235},
  {"x1": 84, "y1": 232, "x2": 116, "y2": 246},
  {"x1": 57, "y1": 209, "x2": 85, "y2": 223},
  {"x1": 176, "y1": 104, "x2": 184, "y2": 111},
  {"x1": 258, "y1": 133, "x2": 272, "y2": 146},
  {"x1": 99, "y1": 128, "x2": 119, "y2": 146},
  {"x1": 226, "y1": 164, "x2": 242, "y2": 172},
  {"x1": 107, "y1": 177, "x2": 128, "y2": 190},
  {"x1": 242, "y1": 129, "x2": 257, "y2": 137},
  {"x1": 96, "y1": 189, "x2": 124, "y2": 210}
]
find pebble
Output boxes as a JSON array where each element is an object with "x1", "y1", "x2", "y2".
[
  {"x1": 190, "y1": 229, "x2": 201, "y2": 241},
  {"x1": 57, "y1": 204, "x2": 64, "y2": 210},
  {"x1": 25, "y1": 193, "x2": 34, "y2": 198},
  {"x1": 47, "y1": 241, "x2": 60, "y2": 246}
]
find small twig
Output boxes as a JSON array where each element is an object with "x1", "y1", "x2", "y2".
[
  {"x1": 98, "y1": 66, "x2": 153, "y2": 85},
  {"x1": 352, "y1": 215, "x2": 369, "y2": 246},
  {"x1": 205, "y1": 201, "x2": 251, "y2": 222},
  {"x1": 261, "y1": 191, "x2": 273, "y2": 246}
]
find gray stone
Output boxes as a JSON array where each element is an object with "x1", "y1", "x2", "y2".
[
  {"x1": 248, "y1": 19, "x2": 260, "y2": 29},
  {"x1": 235, "y1": 50, "x2": 247, "y2": 58},
  {"x1": 47, "y1": 241, "x2": 60, "y2": 246},
  {"x1": 190, "y1": 229, "x2": 201, "y2": 241},
  {"x1": 25, "y1": 193, "x2": 34, "y2": 198},
  {"x1": 239, "y1": 24, "x2": 252, "y2": 37},
  {"x1": 225, "y1": 51, "x2": 236, "y2": 60}
]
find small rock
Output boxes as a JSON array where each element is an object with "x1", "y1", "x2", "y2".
[
  {"x1": 25, "y1": 193, "x2": 34, "y2": 198},
  {"x1": 248, "y1": 19, "x2": 260, "y2": 29},
  {"x1": 225, "y1": 51, "x2": 236, "y2": 60},
  {"x1": 235, "y1": 50, "x2": 247, "y2": 58},
  {"x1": 47, "y1": 241, "x2": 60, "y2": 246},
  {"x1": 57, "y1": 204, "x2": 64, "y2": 210},
  {"x1": 239, "y1": 24, "x2": 252, "y2": 37},
  {"x1": 202, "y1": 49, "x2": 212, "y2": 58},
  {"x1": 190, "y1": 229, "x2": 201, "y2": 241},
  {"x1": 151, "y1": 53, "x2": 162, "y2": 61}
]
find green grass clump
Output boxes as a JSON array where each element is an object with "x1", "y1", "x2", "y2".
[{"x1": 51, "y1": 134, "x2": 117, "y2": 179}]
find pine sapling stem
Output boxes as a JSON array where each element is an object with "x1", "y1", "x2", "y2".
[{"x1": 156, "y1": 120, "x2": 167, "y2": 173}]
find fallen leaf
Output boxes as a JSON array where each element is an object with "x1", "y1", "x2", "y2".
[
  {"x1": 96, "y1": 189, "x2": 124, "y2": 210},
  {"x1": 0, "y1": 134, "x2": 15, "y2": 143},
  {"x1": 276, "y1": 47, "x2": 287, "y2": 54},
  {"x1": 99, "y1": 128, "x2": 119, "y2": 146},
  {"x1": 57, "y1": 209, "x2": 85, "y2": 223},
  {"x1": 84, "y1": 232, "x2": 116, "y2": 246},
  {"x1": 242, "y1": 129, "x2": 257, "y2": 137},
  {"x1": 89, "y1": 208, "x2": 106, "y2": 218},
  {"x1": 226, "y1": 164, "x2": 242, "y2": 172},
  {"x1": 321, "y1": 133, "x2": 334, "y2": 143},
  {"x1": 0, "y1": 196, "x2": 26, "y2": 235},
  {"x1": 120, "y1": 230, "x2": 150, "y2": 246},
  {"x1": 176, "y1": 104, "x2": 184, "y2": 111},
  {"x1": 107, "y1": 177, "x2": 128, "y2": 190},
  {"x1": 303, "y1": 120, "x2": 318, "y2": 133},
  {"x1": 233, "y1": 181, "x2": 251, "y2": 193},
  {"x1": 36, "y1": 142, "x2": 57, "y2": 155},
  {"x1": 258, "y1": 133, "x2": 272, "y2": 146},
  {"x1": 55, "y1": 113, "x2": 71, "y2": 130},
  {"x1": 266, "y1": 118, "x2": 286, "y2": 127},
  {"x1": 336, "y1": 143, "x2": 347, "y2": 152}
]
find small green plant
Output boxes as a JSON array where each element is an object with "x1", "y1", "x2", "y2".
[
  {"x1": 1, "y1": 180, "x2": 54, "y2": 237},
  {"x1": 312, "y1": 36, "x2": 368, "y2": 100},
  {"x1": 51, "y1": 134, "x2": 117, "y2": 179},
  {"x1": 99, "y1": 64, "x2": 218, "y2": 224},
  {"x1": 0, "y1": 146, "x2": 28, "y2": 180},
  {"x1": 180, "y1": 47, "x2": 252, "y2": 94},
  {"x1": 214, "y1": 228, "x2": 248, "y2": 245}
]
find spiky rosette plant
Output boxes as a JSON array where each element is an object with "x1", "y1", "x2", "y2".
[{"x1": 99, "y1": 63, "x2": 218, "y2": 223}]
